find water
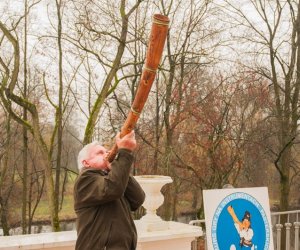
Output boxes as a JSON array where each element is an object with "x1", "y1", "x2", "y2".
[
  {"x1": 177, "y1": 212, "x2": 198, "y2": 224},
  {"x1": 0, "y1": 220, "x2": 76, "y2": 236}
]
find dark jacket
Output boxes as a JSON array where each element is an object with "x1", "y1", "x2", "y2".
[{"x1": 74, "y1": 149, "x2": 145, "y2": 250}]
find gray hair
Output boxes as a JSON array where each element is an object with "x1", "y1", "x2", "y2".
[{"x1": 77, "y1": 141, "x2": 100, "y2": 171}]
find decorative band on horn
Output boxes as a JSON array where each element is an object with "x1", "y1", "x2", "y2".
[
  {"x1": 152, "y1": 18, "x2": 169, "y2": 26},
  {"x1": 144, "y1": 66, "x2": 156, "y2": 73},
  {"x1": 131, "y1": 107, "x2": 141, "y2": 116}
]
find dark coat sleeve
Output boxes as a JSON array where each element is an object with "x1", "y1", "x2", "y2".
[
  {"x1": 124, "y1": 176, "x2": 145, "y2": 211},
  {"x1": 74, "y1": 149, "x2": 134, "y2": 210}
]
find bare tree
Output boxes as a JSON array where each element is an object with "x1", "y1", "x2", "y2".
[
  {"x1": 157, "y1": 0, "x2": 219, "y2": 220},
  {"x1": 69, "y1": 0, "x2": 145, "y2": 144},
  {"x1": 0, "y1": 10, "x2": 62, "y2": 231},
  {"x1": 223, "y1": 0, "x2": 300, "y2": 212}
]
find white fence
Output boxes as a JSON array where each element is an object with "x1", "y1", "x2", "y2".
[{"x1": 271, "y1": 210, "x2": 300, "y2": 250}]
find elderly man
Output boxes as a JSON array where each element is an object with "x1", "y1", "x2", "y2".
[{"x1": 74, "y1": 131, "x2": 145, "y2": 250}]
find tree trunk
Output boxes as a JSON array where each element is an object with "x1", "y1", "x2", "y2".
[
  {"x1": 279, "y1": 146, "x2": 291, "y2": 250},
  {"x1": 33, "y1": 129, "x2": 60, "y2": 231},
  {"x1": 0, "y1": 114, "x2": 11, "y2": 235},
  {"x1": 153, "y1": 80, "x2": 161, "y2": 174},
  {"x1": 172, "y1": 179, "x2": 179, "y2": 221},
  {"x1": 0, "y1": 198, "x2": 10, "y2": 235},
  {"x1": 54, "y1": 0, "x2": 64, "y2": 225},
  {"x1": 22, "y1": 0, "x2": 28, "y2": 234},
  {"x1": 192, "y1": 188, "x2": 199, "y2": 209},
  {"x1": 279, "y1": 153, "x2": 290, "y2": 211},
  {"x1": 28, "y1": 174, "x2": 33, "y2": 234},
  {"x1": 162, "y1": 144, "x2": 174, "y2": 220}
]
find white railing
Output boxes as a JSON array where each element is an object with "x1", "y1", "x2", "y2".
[
  {"x1": 0, "y1": 221, "x2": 202, "y2": 250},
  {"x1": 271, "y1": 210, "x2": 300, "y2": 250},
  {"x1": 189, "y1": 210, "x2": 300, "y2": 250}
]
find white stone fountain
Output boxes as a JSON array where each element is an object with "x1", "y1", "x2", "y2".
[
  {"x1": 134, "y1": 175, "x2": 203, "y2": 250},
  {"x1": 134, "y1": 175, "x2": 173, "y2": 232}
]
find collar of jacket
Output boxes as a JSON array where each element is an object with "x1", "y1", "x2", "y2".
[{"x1": 80, "y1": 167, "x2": 109, "y2": 175}]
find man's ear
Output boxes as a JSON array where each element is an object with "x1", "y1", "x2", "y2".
[{"x1": 82, "y1": 160, "x2": 89, "y2": 167}]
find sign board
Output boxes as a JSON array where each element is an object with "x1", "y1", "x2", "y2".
[{"x1": 203, "y1": 187, "x2": 274, "y2": 250}]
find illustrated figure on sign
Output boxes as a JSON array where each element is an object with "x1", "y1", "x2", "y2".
[{"x1": 227, "y1": 206, "x2": 255, "y2": 249}]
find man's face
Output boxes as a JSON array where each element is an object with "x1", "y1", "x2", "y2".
[
  {"x1": 242, "y1": 219, "x2": 250, "y2": 229},
  {"x1": 83, "y1": 144, "x2": 111, "y2": 170}
]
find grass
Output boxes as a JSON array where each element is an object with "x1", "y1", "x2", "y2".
[
  {"x1": 59, "y1": 195, "x2": 76, "y2": 220},
  {"x1": 33, "y1": 174, "x2": 77, "y2": 223},
  {"x1": 33, "y1": 195, "x2": 76, "y2": 222}
]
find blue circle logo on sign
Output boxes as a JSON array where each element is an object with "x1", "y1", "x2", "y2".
[{"x1": 211, "y1": 192, "x2": 270, "y2": 250}]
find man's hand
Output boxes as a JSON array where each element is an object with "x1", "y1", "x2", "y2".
[{"x1": 116, "y1": 130, "x2": 137, "y2": 151}]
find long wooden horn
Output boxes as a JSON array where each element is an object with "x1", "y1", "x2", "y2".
[{"x1": 107, "y1": 14, "x2": 169, "y2": 162}]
